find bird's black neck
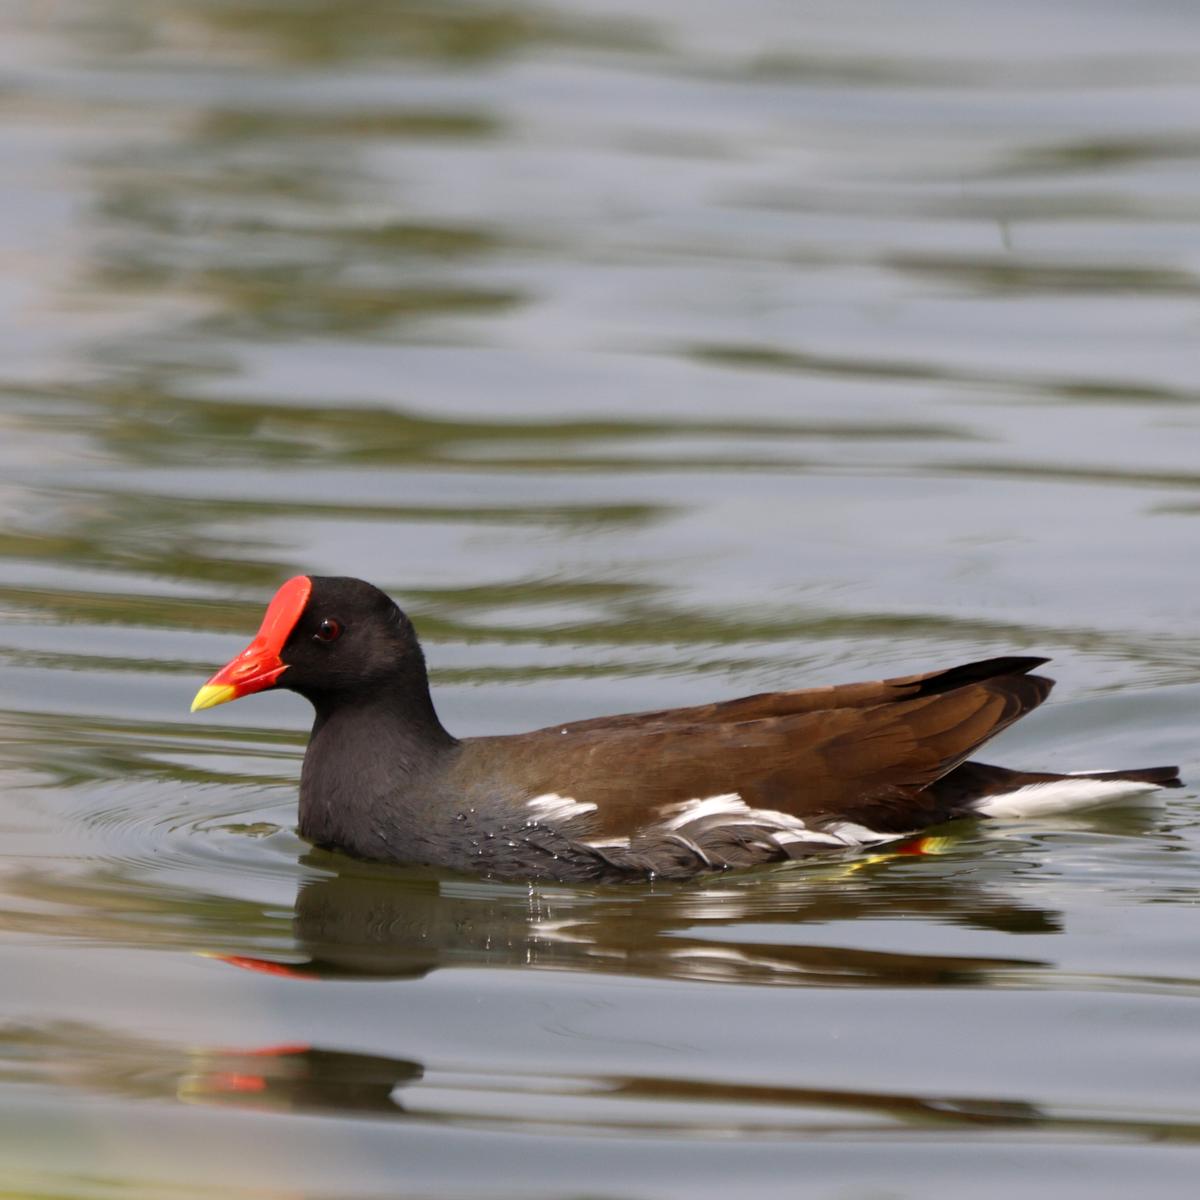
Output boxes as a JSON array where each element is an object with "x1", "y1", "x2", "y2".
[
  {"x1": 297, "y1": 668, "x2": 459, "y2": 861},
  {"x1": 307, "y1": 683, "x2": 454, "y2": 749}
]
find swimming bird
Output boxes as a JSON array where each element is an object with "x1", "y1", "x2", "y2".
[{"x1": 191, "y1": 575, "x2": 1182, "y2": 881}]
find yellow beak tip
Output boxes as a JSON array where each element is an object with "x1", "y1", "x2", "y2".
[{"x1": 190, "y1": 684, "x2": 237, "y2": 713}]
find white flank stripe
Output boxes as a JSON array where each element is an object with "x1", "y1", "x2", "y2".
[
  {"x1": 773, "y1": 822, "x2": 899, "y2": 848},
  {"x1": 973, "y1": 778, "x2": 1161, "y2": 819},
  {"x1": 822, "y1": 821, "x2": 900, "y2": 846},
  {"x1": 667, "y1": 832, "x2": 714, "y2": 866},
  {"x1": 658, "y1": 793, "x2": 896, "y2": 849},
  {"x1": 770, "y1": 828, "x2": 850, "y2": 848},
  {"x1": 526, "y1": 793, "x2": 598, "y2": 823},
  {"x1": 661, "y1": 793, "x2": 747, "y2": 829},
  {"x1": 741, "y1": 806, "x2": 810, "y2": 831},
  {"x1": 661, "y1": 794, "x2": 823, "y2": 835}
]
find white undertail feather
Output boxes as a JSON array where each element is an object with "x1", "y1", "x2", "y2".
[{"x1": 972, "y1": 777, "x2": 1161, "y2": 819}]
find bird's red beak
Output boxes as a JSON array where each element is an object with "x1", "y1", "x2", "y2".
[{"x1": 191, "y1": 576, "x2": 312, "y2": 712}]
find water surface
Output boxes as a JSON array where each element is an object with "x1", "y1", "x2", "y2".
[{"x1": 2, "y1": 2, "x2": 1199, "y2": 1196}]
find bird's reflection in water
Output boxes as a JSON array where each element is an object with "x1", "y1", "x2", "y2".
[
  {"x1": 8, "y1": 1019, "x2": 1200, "y2": 1141},
  {"x1": 227, "y1": 835, "x2": 1060, "y2": 986},
  {"x1": 178, "y1": 1042, "x2": 424, "y2": 1116},
  {"x1": 174, "y1": 1040, "x2": 1200, "y2": 1142},
  {"x1": 178, "y1": 1039, "x2": 1050, "y2": 1133},
  {"x1": 14, "y1": 837, "x2": 1192, "y2": 1140},
  {"x1": 2, "y1": 1020, "x2": 1048, "y2": 1133}
]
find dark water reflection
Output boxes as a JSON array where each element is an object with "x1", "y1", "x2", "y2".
[
  {"x1": 279, "y1": 848, "x2": 1062, "y2": 984},
  {"x1": 3, "y1": 0, "x2": 1200, "y2": 1195},
  {"x1": 18, "y1": 1019, "x2": 1200, "y2": 1143}
]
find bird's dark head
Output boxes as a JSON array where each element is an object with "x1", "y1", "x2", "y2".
[{"x1": 192, "y1": 575, "x2": 430, "y2": 715}]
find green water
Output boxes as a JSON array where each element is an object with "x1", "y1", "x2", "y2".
[{"x1": 2, "y1": 2, "x2": 1199, "y2": 1196}]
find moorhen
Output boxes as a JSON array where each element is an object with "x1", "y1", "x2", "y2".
[{"x1": 191, "y1": 576, "x2": 1183, "y2": 881}]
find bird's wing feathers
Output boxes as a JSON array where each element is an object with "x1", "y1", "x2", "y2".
[
  {"x1": 529, "y1": 656, "x2": 1050, "y2": 737},
  {"x1": 511, "y1": 661, "x2": 1054, "y2": 838}
]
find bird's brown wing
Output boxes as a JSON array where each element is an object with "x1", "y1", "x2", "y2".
[
  {"x1": 499, "y1": 663, "x2": 1054, "y2": 837},
  {"x1": 530, "y1": 656, "x2": 1050, "y2": 737}
]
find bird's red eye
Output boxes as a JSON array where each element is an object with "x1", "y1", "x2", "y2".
[{"x1": 314, "y1": 618, "x2": 342, "y2": 643}]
